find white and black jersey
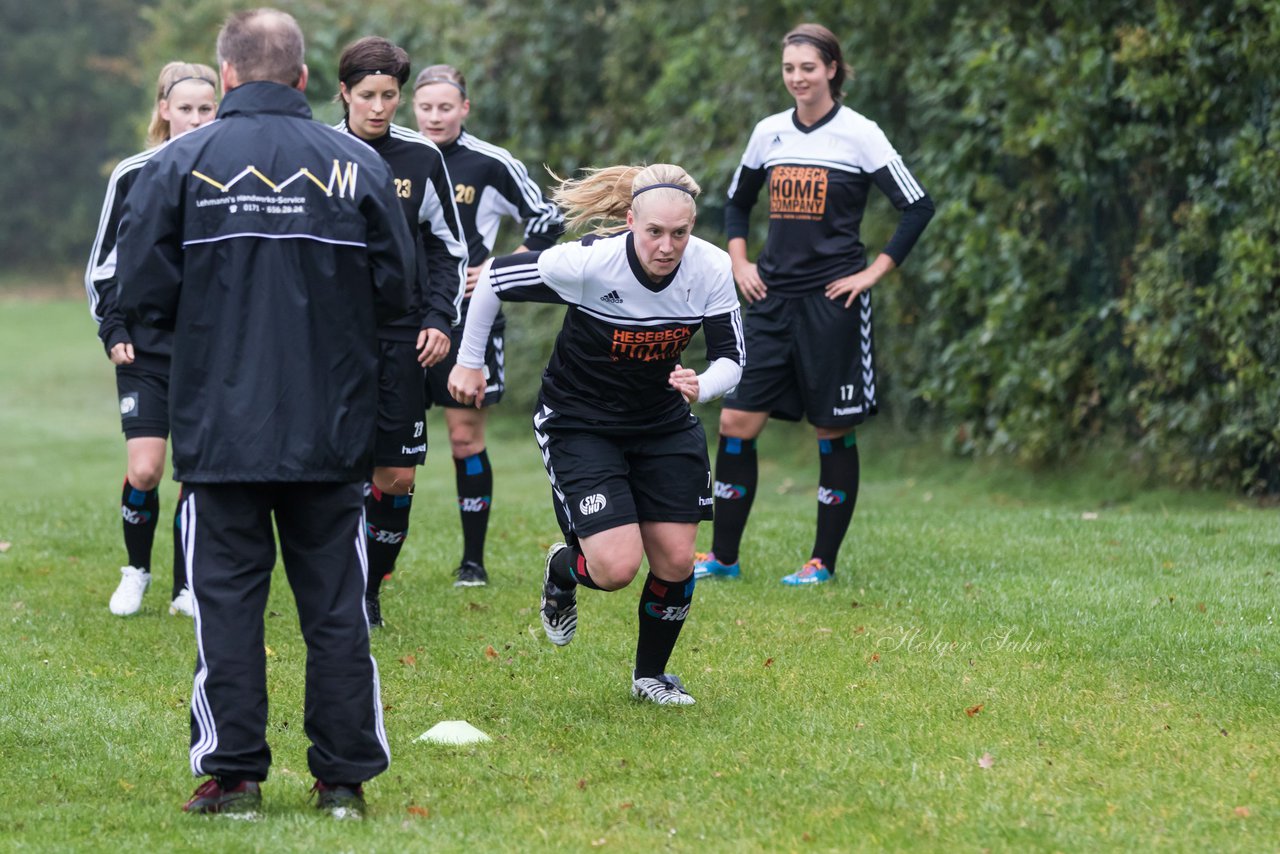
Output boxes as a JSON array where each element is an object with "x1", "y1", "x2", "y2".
[
  {"x1": 476, "y1": 232, "x2": 744, "y2": 430},
  {"x1": 85, "y1": 145, "x2": 172, "y2": 370},
  {"x1": 440, "y1": 130, "x2": 564, "y2": 265},
  {"x1": 726, "y1": 102, "x2": 934, "y2": 295},
  {"x1": 336, "y1": 120, "x2": 468, "y2": 339}
]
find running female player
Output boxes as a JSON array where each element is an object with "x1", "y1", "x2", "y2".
[
  {"x1": 449, "y1": 164, "x2": 744, "y2": 705},
  {"x1": 86, "y1": 61, "x2": 218, "y2": 617},
  {"x1": 696, "y1": 23, "x2": 935, "y2": 586},
  {"x1": 412, "y1": 64, "x2": 565, "y2": 587},
  {"x1": 333, "y1": 37, "x2": 468, "y2": 625}
]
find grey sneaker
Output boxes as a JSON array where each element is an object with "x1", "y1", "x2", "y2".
[
  {"x1": 632, "y1": 673, "x2": 696, "y2": 705},
  {"x1": 540, "y1": 543, "x2": 577, "y2": 646},
  {"x1": 453, "y1": 560, "x2": 489, "y2": 587},
  {"x1": 312, "y1": 781, "x2": 365, "y2": 820}
]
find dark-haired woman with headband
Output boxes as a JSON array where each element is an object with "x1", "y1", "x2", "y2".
[
  {"x1": 86, "y1": 61, "x2": 218, "y2": 618},
  {"x1": 698, "y1": 23, "x2": 935, "y2": 586},
  {"x1": 333, "y1": 36, "x2": 469, "y2": 627},
  {"x1": 448, "y1": 164, "x2": 744, "y2": 705},
  {"x1": 412, "y1": 64, "x2": 565, "y2": 588}
]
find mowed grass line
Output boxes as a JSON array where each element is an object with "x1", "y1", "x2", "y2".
[{"x1": 0, "y1": 299, "x2": 1277, "y2": 851}]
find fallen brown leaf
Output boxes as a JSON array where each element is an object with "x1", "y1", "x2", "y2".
[
  {"x1": 619, "y1": 802, "x2": 633, "y2": 810},
  {"x1": 869, "y1": 653, "x2": 880, "y2": 664},
  {"x1": 1234, "y1": 806, "x2": 1250, "y2": 818},
  {"x1": 407, "y1": 804, "x2": 430, "y2": 818},
  {"x1": 485, "y1": 645, "x2": 499, "y2": 660},
  {"x1": 966, "y1": 704, "x2": 984, "y2": 717},
  {"x1": 763, "y1": 657, "x2": 774, "y2": 667},
  {"x1": 577, "y1": 778, "x2": 587, "y2": 790},
  {"x1": 400, "y1": 654, "x2": 417, "y2": 666}
]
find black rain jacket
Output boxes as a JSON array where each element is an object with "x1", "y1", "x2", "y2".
[{"x1": 117, "y1": 81, "x2": 415, "y2": 483}]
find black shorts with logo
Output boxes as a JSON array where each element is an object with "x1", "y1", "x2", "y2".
[
  {"x1": 425, "y1": 310, "x2": 506, "y2": 409},
  {"x1": 375, "y1": 339, "x2": 427, "y2": 467},
  {"x1": 724, "y1": 290, "x2": 877, "y2": 428},
  {"x1": 532, "y1": 404, "x2": 713, "y2": 540},
  {"x1": 116, "y1": 363, "x2": 169, "y2": 439}
]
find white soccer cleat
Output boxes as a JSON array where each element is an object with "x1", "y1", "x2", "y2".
[
  {"x1": 540, "y1": 543, "x2": 578, "y2": 646},
  {"x1": 632, "y1": 673, "x2": 696, "y2": 705},
  {"x1": 169, "y1": 586, "x2": 195, "y2": 617},
  {"x1": 109, "y1": 566, "x2": 151, "y2": 616}
]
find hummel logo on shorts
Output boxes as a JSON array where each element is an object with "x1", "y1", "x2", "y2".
[{"x1": 600, "y1": 290, "x2": 624, "y2": 304}]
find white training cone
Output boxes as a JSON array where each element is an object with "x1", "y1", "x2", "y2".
[{"x1": 417, "y1": 720, "x2": 492, "y2": 745}]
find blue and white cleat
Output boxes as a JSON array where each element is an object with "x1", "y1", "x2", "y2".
[
  {"x1": 781, "y1": 558, "x2": 832, "y2": 586},
  {"x1": 693, "y1": 552, "x2": 741, "y2": 580}
]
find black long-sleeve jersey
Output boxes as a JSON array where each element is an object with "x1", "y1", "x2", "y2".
[
  {"x1": 726, "y1": 103, "x2": 935, "y2": 295},
  {"x1": 336, "y1": 119, "x2": 467, "y2": 338},
  {"x1": 439, "y1": 129, "x2": 564, "y2": 265},
  {"x1": 85, "y1": 146, "x2": 172, "y2": 370},
  {"x1": 482, "y1": 232, "x2": 745, "y2": 431}
]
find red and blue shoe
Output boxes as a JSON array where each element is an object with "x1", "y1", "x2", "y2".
[
  {"x1": 781, "y1": 558, "x2": 832, "y2": 586},
  {"x1": 693, "y1": 552, "x2": 741, "y2": 580}
]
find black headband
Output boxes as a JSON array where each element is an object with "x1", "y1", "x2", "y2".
[
  {"x1": 343, "y1": 67, "x2": 405, "y2": 87},
  {"x1": 631, "y1": 182, "x2": 696, "y2": 199},
  {"x1": 783, "y1": 33, "x2": 834, "y2": 60},
  {"x1": 163, "y1": 76, "x2": 216, "y2": 100},
  {"x1": 414, "y1": 76, "x2": 467, "y2": 98}
]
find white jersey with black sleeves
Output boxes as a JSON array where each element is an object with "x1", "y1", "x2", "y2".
[
  {"x1": 725, "y1": 103, "x2": 933, "y2": 296},
  {"x1": 462, "y1": 231, "x2": 744, "y2": 430}
]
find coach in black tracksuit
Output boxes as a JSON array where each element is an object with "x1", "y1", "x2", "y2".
[{"x1": 117, "y1": 10, "x2": 415, "y2": 812}]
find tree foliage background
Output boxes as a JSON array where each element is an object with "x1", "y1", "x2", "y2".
[{"x1": 7, "y1": 0, "x2": 1278, "y2": 493}]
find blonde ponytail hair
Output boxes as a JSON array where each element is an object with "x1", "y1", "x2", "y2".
[{"x1": 551, "y1": 164, "x2": 700, "y2": 235}]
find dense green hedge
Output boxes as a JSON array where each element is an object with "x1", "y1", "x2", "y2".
[{"x1": 39, "y1": 0, "x2": 1280, "y2": 492}]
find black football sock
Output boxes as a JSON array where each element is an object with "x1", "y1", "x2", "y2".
[
  {"x1": 121, "y1": 478, "x2": 160, "y2": 571},
  {"x1": 634, "y1": 571, "x2": 695, "y2": 678},
  {"x1": 709, "y1": 436, "x2": 758, "y2": 565},
  {"x1": 454, "y1": 450, "x2": 492, "y2": 566},
  {"x1": 364, "y1": 485, "x2": 412, "y2": 597},
  {"x1": 172, "y1": 487, "x2": 186, "y2": 598},
  {"x1": 549, "y1": 543, "x2": 604, "y2": 590},
  {"x1": 811, "y1": 433, "x2": 860, "y2": 573}
]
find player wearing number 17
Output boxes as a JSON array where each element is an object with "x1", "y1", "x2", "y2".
[
  {"x1": 448, "y1": 164, "x2": 745, "y2": 705},
  {"x1": 699, "y1": 23, "x2": 935, "y2": 586}
]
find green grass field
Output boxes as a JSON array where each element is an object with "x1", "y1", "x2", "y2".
[{"x1": 1, "y1": 299, "x2": 1277, "y2": 852}]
